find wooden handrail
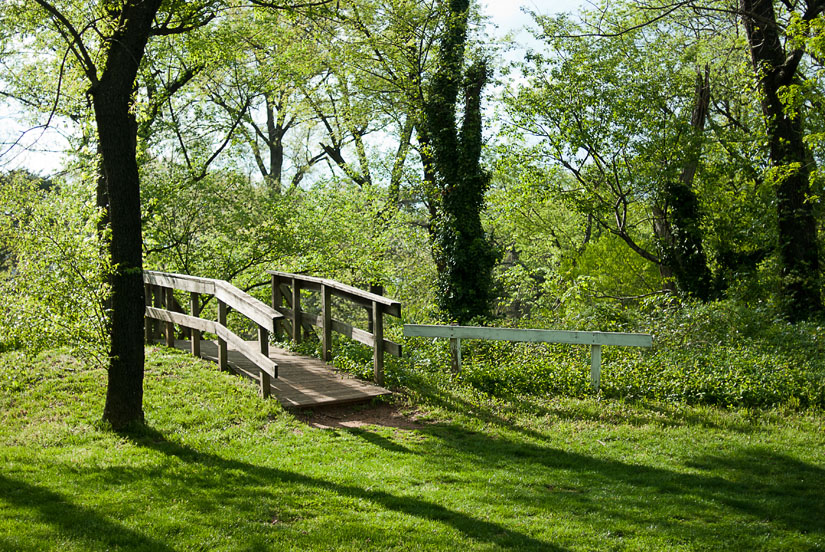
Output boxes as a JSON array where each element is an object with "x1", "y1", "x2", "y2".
[
  {"x1": 267, "y1": 270, "x2": 401, "y2": 316},
  {"x1": 143, "y1": 270, "x2": 283, "y2": 398},
  {"x1": 268, "y1": 271, "x2": 402, "y2": 386}
]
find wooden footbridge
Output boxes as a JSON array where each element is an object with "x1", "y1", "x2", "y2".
[
  {"x1": 143, "y1": 270, "x2": 401, "y2": 407},
  {"x1": 144, "y1": 270, "x2": 653, "y2": 405}
]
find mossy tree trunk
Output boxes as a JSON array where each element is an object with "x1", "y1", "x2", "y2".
[{"x1": 419, "y1": 0, "x2": 496, "y2": 323}]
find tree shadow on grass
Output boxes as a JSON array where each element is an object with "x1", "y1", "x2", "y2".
[
  {"x1": 123, "y1": 426, "x2": 567, "y2": 551},
  {"x1": 406, "y1": 414, "x2": 825, "y2": 546},
  {"x1": 122, "y1": 410, "x2": 825, "y2": 551},
  {"x1": 284, "y1": 382, "x2": 823, "y2": 547},
  {"x1": 0, "y1": 473, "x2": 176, "y2": 552},
  {"x1": 418, "y1": 379, "x2": 765, "y2": 438}
]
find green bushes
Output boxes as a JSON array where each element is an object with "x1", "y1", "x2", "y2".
[
  {"x1": 0, "y1": 173, "x2": 110, "y2": 363},
  {"x1": 316, "y1": 297, "x2": 825, "y2": 410},
  {"x1": 452, "y1": 301, "x2": 825, "y2": 408}
]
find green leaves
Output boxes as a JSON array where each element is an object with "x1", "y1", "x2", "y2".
[{"x1": 0, "y1": 171, "x2": 111, "y2": 363}]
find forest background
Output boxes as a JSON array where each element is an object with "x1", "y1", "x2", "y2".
[{"x1": 1, "y1": 0, "x2": 825, "y2": 426}]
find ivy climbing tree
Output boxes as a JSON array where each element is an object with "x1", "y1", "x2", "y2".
[{"x1": 419, "y1": 0, "x2": 496, "y2": 323}]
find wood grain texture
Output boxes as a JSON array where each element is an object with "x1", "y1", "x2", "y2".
[{"x1": 165, "y1": 339, "x2": 391, "y2": 407}]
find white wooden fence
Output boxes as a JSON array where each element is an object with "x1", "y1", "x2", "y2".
[{"x1": 403, "y1": 324, "x2": 653, "y2": 391}]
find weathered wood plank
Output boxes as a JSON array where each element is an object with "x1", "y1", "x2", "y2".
[
  {"x1": 167, "y1": 340, "x2": 390, "y2": 407},
  {"x1": 403, "y1": 324, "x2": 653, "y2": 348},
  {"x1": 145, "y1": 306, "x2": 217, "y2": 334},
  {"x1": 214, "y1": 326, "x2": 277, "y2": 379},
  {"x1": 214, "y1": 282, "x2": 282, "y2": 333},
  {"x1": 144, "y1": 271, "x2": 215, "y2": 294},
  {"x1": 301, "y1": 312, "x2": 323, "y2": 327},
  {"x1": 330, "y1": 319, "x2": 401, "y2": 357}
]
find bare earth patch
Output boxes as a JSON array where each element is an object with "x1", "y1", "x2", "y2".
[{"x1": 296, "y1": 403, "x2": 422, "y2": 430}]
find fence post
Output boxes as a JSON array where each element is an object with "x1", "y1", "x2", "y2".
[
  {"x1": 164, "y1": 287, "x2": 175, "y2": 347},
  {"x1": 271, "y1": 274, "x2": 282, "y2": 340},
  {"x1": 590, "y1": 344, "x2": 602, "y2": 391},
  {"x1": 372, "y1": 301, "x2": 384, "y2": 386},
  {"x1": 291, "y1": 277, "x2": 302, "y2": 344},
  {"x1": 259, "y1": 325, "x2": 271, "y2": 398},
  {"x1": 450, "y1": 337, "x2": 462, "y2": 373},
  {"x1": 218, "y1": 299, "x2": 228, "y2": 372},
  {"x1": 190, "y1": 292, "x2": 201, "y2": 358},
  {"x1": 321, "y1": 283, "x2": 332, "y2": 361}
]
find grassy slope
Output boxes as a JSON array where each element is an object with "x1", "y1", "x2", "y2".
[{"x1": 1, "y1": 346, "x2": 824, "y2": 551}]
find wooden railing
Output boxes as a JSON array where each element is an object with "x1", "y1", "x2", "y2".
[
  {"x1": 143, "y1": 271, "x2": 283, "y2": 397},
  {"x1": 403, "y1": 324, "x2": 653, "y2": 391},
  {"x1": 268, "y1": 271, "x2": 402, "y2": 386}
]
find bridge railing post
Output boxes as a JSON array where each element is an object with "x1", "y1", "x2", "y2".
[
  {"x1": 291, "y1": 277, "x2": 301, "y2": 344},
  {"x1": 152, "y1": 284, "x2": 162, "y2": 340},
  {"x1": 271, "y1": 274, "x2": 283, "y2": 340},
  {"x1": 218, "y1": 299, "x2": 228, "y2": 372},
  {"x1": 258, "y1": 325, "x2": 271, "y2": 398},
  {"x1": 190, "y1": 291, "x2": 201, "y2": 358},
  {"x1": 163, "y1": 287, "x2": 175, "y2": 347},
  {"x1": 321, "y1": 284, "x2": 332, "y2": 361},
  {"x1": 367, "y1": 284, "x2": 383, "y2": 333},
  {"x1": 372, "y1": 300, "x2": 384, "y2": 386}
]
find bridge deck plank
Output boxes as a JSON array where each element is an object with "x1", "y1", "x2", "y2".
[{"x1": 165, "y1": 339, "x2": 391, "y2": 407}]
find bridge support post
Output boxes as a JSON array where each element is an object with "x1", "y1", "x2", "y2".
[
  {"x1": 163, "y1": 287, "x2": 175, "y2": 347},
  {"x1": 321, "y1": 284, "x2": 332, "y2": 361},
  {"x1": 373, "y1": 302, "x2": 384, "y2": 386},
  {"x1": 218, "y1": 299, "x2": 228, "y2": 372},
  {"x1": 190, "y1": 292, "x2": 201, "y2": 358},
  {"x1": 271, "y1": 275, "x2": 282, "y2": 340},
  {"x1": 259, "y1": 326, "x2": 271, "y2": 398},
  {"x1": 152, "y1": 285, "x2": 162, "y2": 340},
  {"x1": 367, "y1": 284, "x2": 383, "y2": 333},
  {"x1": 291, "y1": 278, "x2": 301, "y2": 344}
]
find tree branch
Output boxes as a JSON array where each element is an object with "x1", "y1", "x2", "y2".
[{"x1": 33, "y1": 0, "x2": 98, "y2": 85}]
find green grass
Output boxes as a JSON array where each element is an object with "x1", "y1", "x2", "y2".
[{"x1": 1, "y1": 346, "x2": 824, "y2": 551}]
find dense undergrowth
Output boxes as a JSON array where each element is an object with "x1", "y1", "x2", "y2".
[{"x1": 297, "y1": 298, "x2": 825, "y2": 411}]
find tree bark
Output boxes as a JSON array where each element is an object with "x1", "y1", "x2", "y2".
[
  {"x1": 740, "y1": 0, "x2": 823, "y2": 320},
  {"x1": 421, "y1": 0, "x2": 496, "y2": 322},
  {"x1": 92, "y1": 0, "x2": 163, "y2": 429}
]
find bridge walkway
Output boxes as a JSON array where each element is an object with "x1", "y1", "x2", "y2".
[{"x1": 167, "y1": 338, "x2": 391, "y2": 408}]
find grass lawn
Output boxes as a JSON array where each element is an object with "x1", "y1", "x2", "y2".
[{"x1": 1, "y1": 346, "x2": 823, "y2": 551}]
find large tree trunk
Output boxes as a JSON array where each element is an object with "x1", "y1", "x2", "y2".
[
  {"x1": 741, "y1": 0, "x2": 823, "y2": 321},
  {"x1": 420, "y1": 0, "x2": 496, "y2": 323},
  {"x1": 93, "y1": 0, "x2": 163, "y2": 429}
]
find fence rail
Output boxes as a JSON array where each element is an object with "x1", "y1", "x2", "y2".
[
  {"x1": 143, "y1": 271, "x2": 283, "y2": 397},
  {"x1": 403, "y1": 324, "x2": 653, "y2": 391},
  {"x1": 268, "y1": 271, "x2": 402, "y2": 386}
]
